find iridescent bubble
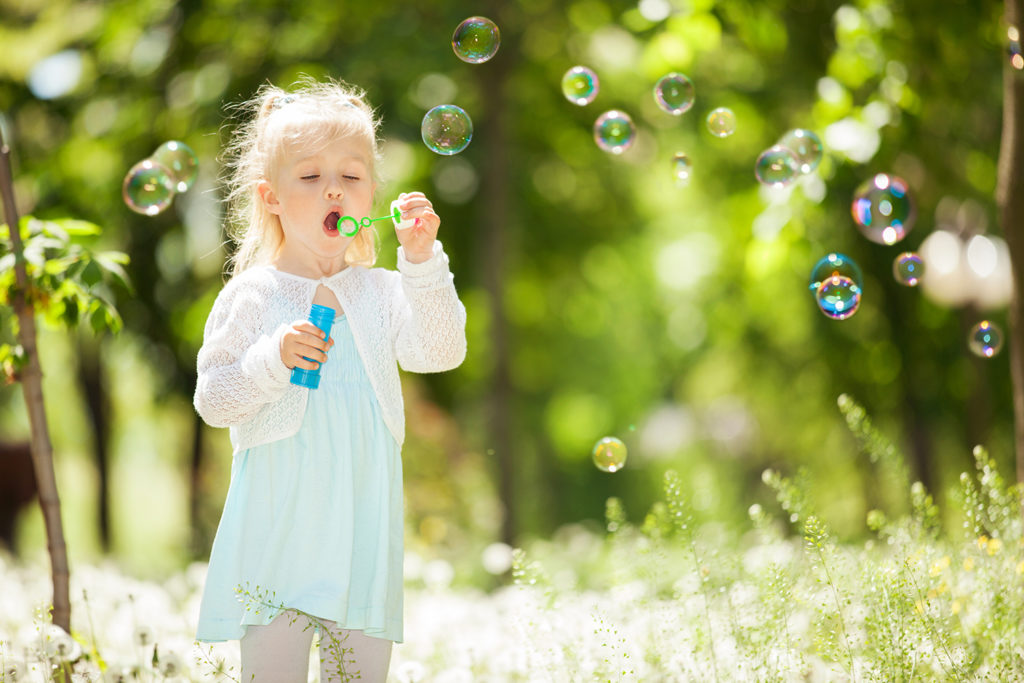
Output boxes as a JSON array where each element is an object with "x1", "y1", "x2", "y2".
[
  {"x1": 122, "y1": 159, "x2": 175, "y2": 216},
  {"x1": 593, "y1": 110, "x2": 636, "y2": 154},
  {"x1": 562, "y1": 66, "x2": 599, "y2": 106},
  {"x1": 421, "y1": 104, "x2": 473, "y2": 155},
  {"x1": 754, "y1": 145, "x2": 799, "y2": 187},
  {"x1": 1009, "y1": 26, "x2": 1024, "y2": 70},
  {"x1": 851, "y1": 174, "x2": 916, "y2": 245},
  {"x1": 809, "y1": 253, "x2": 863, "y2": 292},
  {"x1": 777, "y1": 128, "x2": 823, "y2": 174},
  {"x1": 893, "y1": 252, "x2": 924, "y2": 287},
  {"x1": 968, "y1": 320, "x2": 1004, "y2": 358},
  {"x1": 592, "y1": 436, "x2": 628, "y2": 473},
  {"x1": 673, "y1": 152, "x2": 692, "y2": 186},
  {"x1": 815, "y1": 275, "x2": 861, "y2": 320},
  {"x1": 151, "y1": 140, "x2": 198, "y2": 192},
  {"x1": 706, "y1": 107, "x2": 736, "y2": 138},
  {"x1": 653, "y1": 72, "x2": 695, "y2": 115},
  {"x1": 452, "y1": 16, "x2": 500, "y2": 64}
]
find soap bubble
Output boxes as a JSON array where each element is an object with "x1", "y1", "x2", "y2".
[
  {"x1": 593, "y1": 110, "x2": 636, "y2": 154},
  {"x1": 968, "y1": 320, "x2": 1003, "y2": 358},
  {"x1": 893, "y1": 252, "x2": 924, "y2": 287},
  {"x1": 815, "y1": 275, "x2": 861, "y2": 320},
  {"x1": 653, "y1": 72, "x2": 695, "y2": 115},
  {"x1": 809, "y1": 253, "x2": 863, "y2": 292},
  {"x1": 851, "y1": 173, "x2": 916, "y2": 245},
  {"x1": 122, "y1": 159, "x2": 175, "y2": 216},
  {"x1": 673, "y1": 153, "x2": 692, "y2": 186},
  {"x1": 754, "y1": 145, "x2": 799, "y2": 187},
  {"x1": 706, "y1": 107, "x2": 736, "y2": 137},
  {"x1": 421, "y1": 104, "x2": 473, "y2": 155},
  {"x1": 777, "y1": 128, "x2": 823, "y2": 174},
  {"x1": 452, "y1": 16, "x2": 500, "y2": 64},
  {"x1": 151, "y1": 140, "x2": 198, "y2": 192},
  {"x1": 592, "y1": 436, "x2": 628, "y2": 473},
  {"x1": 562, "y1": 66, "x2": 599, "y2": 106}
]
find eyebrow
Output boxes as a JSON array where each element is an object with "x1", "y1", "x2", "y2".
[{"x1": 294, "y1": 154, "x2": 369, "y2": 166}]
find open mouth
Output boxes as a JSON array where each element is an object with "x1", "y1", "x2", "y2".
[{"x1": 323, "y1": 211, "x2": 340, "y2": 233}]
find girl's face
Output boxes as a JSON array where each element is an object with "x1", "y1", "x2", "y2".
[{"x1": 259, "y1": 132, "x2": 375, "y2": 274}]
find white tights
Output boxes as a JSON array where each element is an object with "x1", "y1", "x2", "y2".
[{"x1": 239, "y1": 611, "x2": 392, "y2": 683}]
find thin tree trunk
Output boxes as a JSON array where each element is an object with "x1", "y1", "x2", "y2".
[
  {"x1": 77, "y1": 336, "x2": 111, "y2": 551},
  {"x1": 0, "y1": 127, "x2": 71, "y2": 630},
  {"x1": 477, "y1": 7, "x2": 516, "y2": 545},
  {"x1": 997, "y1": 0, "x2": 1024, "y2": 485}
]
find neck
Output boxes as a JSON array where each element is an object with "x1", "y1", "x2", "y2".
[{"x1": 273, "y1": 254, "x2": 349, "y2": 279}]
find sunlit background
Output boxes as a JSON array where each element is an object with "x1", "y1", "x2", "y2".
[{"x1": 0, "y1": 0, "x2": 1014, "y2": 586}]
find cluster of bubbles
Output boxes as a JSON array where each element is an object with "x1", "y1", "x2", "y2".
[
  {"x1": 419, "y1": 16, "x2": 501, "y2": 156},
  {"x1": 591, "y1": 436, "x2": 628, "y2": 473},
  {"x1": 560, "y1": 65, "x2": 737, "y2": 177},
  {"x1": 754, "y1": 129, "x2": 822, "y2": 187},
  {"x1": 808, "y1": 173, "x2": 1002, "y2": 359},
  {"x1": 121, "y1": 140, "x2": 198, "y2": 216}
]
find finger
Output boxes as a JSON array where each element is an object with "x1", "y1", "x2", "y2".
[{"x1": 294, "y1": 320, "x2": 330, "y2": 340}]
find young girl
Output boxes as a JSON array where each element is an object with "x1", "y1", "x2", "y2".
[{"x1": 193, "y1": 78, "x2": 467, "y2": 682}]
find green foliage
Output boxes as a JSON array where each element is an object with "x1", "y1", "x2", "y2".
[{"x1": 0, "y1": 215, "x2": 129, "y2": 381}]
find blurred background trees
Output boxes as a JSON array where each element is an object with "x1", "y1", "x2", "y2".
[{"x1": 0, "y1": 0, "x2": 1014, "y2": 580}]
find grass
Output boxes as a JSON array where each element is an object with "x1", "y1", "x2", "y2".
[{"x1": 2, "y1": 394, "x2": 1024, "y2": 681}]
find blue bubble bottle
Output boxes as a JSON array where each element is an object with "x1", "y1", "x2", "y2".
[{"x1": 290, "y1": 304, "x2": 335, "y2": 389}]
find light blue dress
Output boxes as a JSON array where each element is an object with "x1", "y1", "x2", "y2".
[{"x1": 196, "y1": 315, "x2": 404, "y2": 643}]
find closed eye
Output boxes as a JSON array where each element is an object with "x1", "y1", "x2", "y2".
[
  {"x1": 344, "y1": 175, "x2": 361, "y2": 181},
  {"x1": 301, "y1": 174, "x2": 320, "y2": 181}
]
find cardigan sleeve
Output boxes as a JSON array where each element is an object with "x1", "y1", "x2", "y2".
[
  {"x1": 391, "y1": 240, "x2": 468, "y2": 373},
  {"x1": 193, "y1": 276, "x2": 294, "y2": 427}
]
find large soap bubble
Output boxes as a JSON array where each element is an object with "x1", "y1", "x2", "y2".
[
  {"x1": 851, "y1": 174, "x2": 915, "y2": 245},
  {"x1": 122, "y1": 159, "x2": 175, "y2": 216},
  {"x1": 777, "y1": 129, "x2": 823, "y2": 174},
  {"x1": 151, "y1": 140, "x2": 198, "y2": 193},
  {"x1": 562, "y1": 66, "x2": 599, "y2": 106},
  {"x1": 653, "y1": 73, "x2": 695, "y2": 115},
  {"x1": 754, "y1": 145, "x2": 799, "y2": 187},
  {"x1": 593, "y1": 110, "x2": 636, "y2": 154},
  {"x1": 421, "y1": 104, "x2": 473, "y2": 155},
  {"x1": 452, "y1": 16, "x2": 500, "y2": 64}
]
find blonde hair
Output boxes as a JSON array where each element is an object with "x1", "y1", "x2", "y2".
[{"x1": 222, "y1": 76, "x2": 382, "y2": 277}]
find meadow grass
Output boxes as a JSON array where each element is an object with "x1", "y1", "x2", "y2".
[{"x1": 2, "y1": 395, "x2": 1023, "y2": 681}]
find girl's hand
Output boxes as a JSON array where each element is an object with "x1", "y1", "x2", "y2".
[
  {"x1": 280, "y1": 320, "x2": 334, "y2": 370},
  {"x1": 395, "y1": 191, "x2": 440, "y2": 263}
]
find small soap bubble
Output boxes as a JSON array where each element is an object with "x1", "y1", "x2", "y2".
[
  {"x1": 815, "y1": 275, "x2": 861, "y2": 320},
  {"x1": 851, "y1": 174, "x2": 916, "y2": 245},
  {"x1": 968, "y1": 320, "x2": 1004, "y2": 358},
  {"x1": 1009, "y1": 26, "x2": 1024, "y2": 70},
  {"x1": 452, "y1": 16, "x2": 500, "y2": 64},
  {"x1": 706, "y1": 107, "x2": 736, "y2": 138},
  {"x1": 777, "y1": 128, "x2": 823, "y2": 174},
  {"x1": 421, "y1": 104, "x2": 473, "y2": 155},
  {"x1": 562, "y1": 66, "x2": 599, "y2": 106},
  {"x1": 592, "y1": 436, "x2": 628, "y2": 473},
  {"x1": 673, "y1": 152, "x2": 692, "y2": 186},
  {"x1": 754, "y1": 145, "x2": 799, "y2": 187},
  {"x1": 653, "y1": 73, "x2": 695, "y2": 115},
  {"x1": 809, "y1": 253, "x2": 863, "y2": 292},
  {"x1": 593, "y1": 110, "x2": 636, "y2": 154},
  {"x1": 893, "y1": 252, "x2": 924, "y2": 287},
  {"x1": 122, "y1": 159, "x2": 175, "y2": 216},
  {"x1": 151, "y1": 140, "x2": 198, "y2": 192}
]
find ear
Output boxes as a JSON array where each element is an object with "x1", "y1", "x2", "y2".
[{"x1": 257, "y1": 180, "x2": 282, "y2": 215}]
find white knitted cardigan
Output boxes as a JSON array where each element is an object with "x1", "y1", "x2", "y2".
[{"x1": 194, "y1": 240, "x2": 466, "y2": 450}]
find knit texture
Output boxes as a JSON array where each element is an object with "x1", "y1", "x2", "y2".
[{"x1": 194, "y1": 240, "x2": 466, "y2": 449}]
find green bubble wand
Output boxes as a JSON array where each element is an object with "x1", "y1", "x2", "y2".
[{"x1": 336, "y1": 203, "x2": 404, "y2": 237}]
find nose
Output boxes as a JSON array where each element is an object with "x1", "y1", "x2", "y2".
[{"x1": 325, "y1": 176, "x2": 344, "y2": 201}]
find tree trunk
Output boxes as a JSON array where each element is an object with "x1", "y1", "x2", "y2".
[
  {"x1": 76, "y1": 336, "x2": 112, "y2": 551},
  {"x1": 997, "y1": 0, "x2": 1024, "y2": 485},
  {"x1": 0, "y1": 128, "x2": 71, "y2": 631},
  {"x1": 477, "y1": 6, "x2": 516, "y2": 545}
]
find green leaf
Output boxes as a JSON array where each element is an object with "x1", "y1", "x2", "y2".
[
  {"x1": 94, "y1": 250, "x2": 132, "y2": 291},
  {"x1": 51, "y1": 218, "x2": 102, "y2": 236},
  {"x1": 80, "y1": 260, "x2": 103, "y2": 287}
]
